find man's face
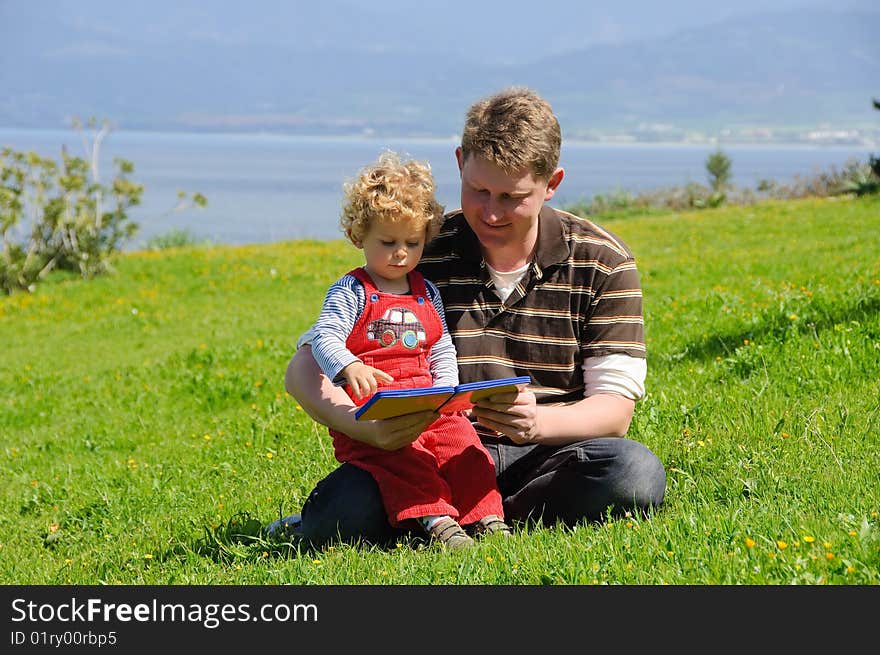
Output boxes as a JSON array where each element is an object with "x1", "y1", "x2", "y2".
[{"x1": 456, "y1": 148, "x2": 562, "y2": 255}]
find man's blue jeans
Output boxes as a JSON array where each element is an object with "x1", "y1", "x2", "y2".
[{"x1": 298, "y1": 437, "x2": 666, "y2": 548}]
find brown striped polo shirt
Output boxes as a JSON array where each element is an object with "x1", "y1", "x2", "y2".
[{"x1": 417, "y1": 204, "x2": 645, "y2": 409}]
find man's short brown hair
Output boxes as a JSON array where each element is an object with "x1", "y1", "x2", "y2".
[{"x1": 460, "y1": 87, "x2": 562, "y2": 180}]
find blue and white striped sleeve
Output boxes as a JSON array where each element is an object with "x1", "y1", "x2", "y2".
[
  {"x1": 311, "y1": 275, "x2": 365, "y2": 384},
  {"x1": 425, "y1": 279, "x2": 460, "y2": 387}
]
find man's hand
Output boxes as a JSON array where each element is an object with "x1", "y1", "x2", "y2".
[
  {"x1": 342, "y1": 361, "x2": 394, "y2": 399},
  {"x1": 471, "y1": 385, "x2": 538, "y2": 444},
  {"x1": 472, "y1": 388, "x2": 637, "y2": 445}
]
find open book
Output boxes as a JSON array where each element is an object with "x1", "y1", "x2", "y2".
[{"x1": 354, "y1": 375, "x2": 531, "y2": 421}]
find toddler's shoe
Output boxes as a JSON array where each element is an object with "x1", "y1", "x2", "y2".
[
  {"x1": 469, "y1": 515, "x2": 512, "y2": 538},
  {"x1": 428, "y1": 517, "x2": 474, "y2": 550}
]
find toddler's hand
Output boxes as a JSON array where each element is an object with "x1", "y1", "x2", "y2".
[{"x1": 342, "y1": 361, "x2": 394, "y2": 399}]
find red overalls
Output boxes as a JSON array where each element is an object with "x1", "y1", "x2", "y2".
[{"x1": 330, "y1": 267, "x2": 503, "y2": 528}]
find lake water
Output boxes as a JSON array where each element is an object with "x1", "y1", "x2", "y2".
[{"x1": 1, "y1": 128, "x2": 873, "y2": 249}]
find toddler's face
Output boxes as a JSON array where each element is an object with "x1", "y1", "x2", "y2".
[{"x1": 359, "y1": 220, "x2": 426, "y2": 284}]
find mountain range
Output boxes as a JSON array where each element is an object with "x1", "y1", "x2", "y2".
[{"x1": 1, "y1": 1, "x2": 878, "y2": 140}]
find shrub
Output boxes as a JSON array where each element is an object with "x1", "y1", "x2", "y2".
[
  {"x1": 706, "y1": 148, "x2": 732, "y2": 193},
  {"x1": 0, "y1": 143, "x2": 142, "y2": 294},
  {"x1": 145, "y1": 227, "x2": 213, "y2": 250},
  {"x1": 1, "y1": 119, "x2": 207, "y2": 295},
  {"x1": 562, "y1": 154, "x2": 876, "y2": 223}
]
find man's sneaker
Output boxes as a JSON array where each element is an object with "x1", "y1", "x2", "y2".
[
  {"x1": 428, "y1": 517, "x2": 474, "y2": 550},
  {"x1": 265, "y1": 513, "x2": 303, "y2": 542},
  {"x1": 469, "y1": 515, "x2": 513, "y2": 538}
]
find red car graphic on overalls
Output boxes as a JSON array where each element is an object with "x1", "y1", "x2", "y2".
[{"x1": 367, "y1": 307, "x2": 427, "y2": 349}]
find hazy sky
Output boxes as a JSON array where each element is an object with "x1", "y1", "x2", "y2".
[
  {"x1": 4, "y1": 0, "x2": 875, "y2": 63},
  {"x1": 1, "y1": 0, "x2": 876, "y2": 132}
]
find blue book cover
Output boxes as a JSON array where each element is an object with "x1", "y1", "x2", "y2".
[{"x1": 354, "y1": 376, "x2": 531, "y2": 421}]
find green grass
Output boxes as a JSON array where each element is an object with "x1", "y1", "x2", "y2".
[{"x1": 2, "y1": 196, "x2": 878, "y2": 585}]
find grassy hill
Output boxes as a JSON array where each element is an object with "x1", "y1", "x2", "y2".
[{"x1": 1, "y1": 195, "x2": 878, "y2": 584}]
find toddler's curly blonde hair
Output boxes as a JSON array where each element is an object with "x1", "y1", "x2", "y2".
[{"x1": 340, "y1": 150, "x2": 445, "y2": 245}]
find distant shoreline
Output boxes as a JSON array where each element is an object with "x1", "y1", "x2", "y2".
[{"x1": 2, "y1": 125, "x2": 876, "y2": 150}]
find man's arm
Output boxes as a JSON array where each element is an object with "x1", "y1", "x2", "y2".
[
  {"x1": 471, "y1": 353, "x2": 645, "y2": 445},
  {"x1": 472, "y1": 389, "x2": 634, "y2": 446},
  {"x1": 285, "y1": 345, "x2": 437, "y2": 451}
]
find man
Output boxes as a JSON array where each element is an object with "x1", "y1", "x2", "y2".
[{"x1": 272, "y1": 87, "x2": 666, "y2": 547}]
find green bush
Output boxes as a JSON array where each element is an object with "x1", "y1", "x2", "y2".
[
  {"x1": 563, "y1": 155, "x2": 879, "y2": 222},
  {"x1": 144, "y1": 227, "x2": 213, "y2": 251},
  {"x1": 1, "y1": 120, "x2": 207, "y2": 295},
  {"x1": 705, "y1": 148, "x2": 732, "y2": 193},
  {"x1": 0, "y1": 144, "x2": 142, "y2": 294}
]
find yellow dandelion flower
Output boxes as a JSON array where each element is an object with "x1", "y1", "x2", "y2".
[
  {"x1": 776, "y1": 540, "x2": 788, "y2": 550},
  {"x1": 745, "y1": 537, "x2": 756, "y2": 549},
  {"x1": 846, "y1": 566, "x2": 855, "y2": 574},
  {"x1": 65, "y1": 559, "x2": 72, "y2": 565},
  {"x1": 825, "y1": 552, "x2": 834, "y2": 560},
  {"x1": 823, "y1": 542, "x2": 832, "y2": 549},
  {"x1": 144, "y1": 554, "x2": 153, "y2": 559},
  {"x1": 781, "y1": 432, "x2": 790, "y2": 439},
  {"x1": 789, "y1": 314, "x2": 797, "y2": 320},
  {"x1": 263, "y1": 551, "x2": 269, "y2": 558},
  {"x1": 312, "y1": 559, "x2": 321, "y2": 564},
  {"x1": 203, "y1": 434, "x2": 211, "y2": 441},
  {"x1": 31, "y1": 480, "x2": 39, "y2": 487},
  {"x1": 265, "y1": 452, "x2": 273, "y2": 459},
  {"x1": 803, "y1": 535, "x2": 815, "y2": 543},
  {"x1": 486, "y1": 556, "x2": 494, "y2": 563}
]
